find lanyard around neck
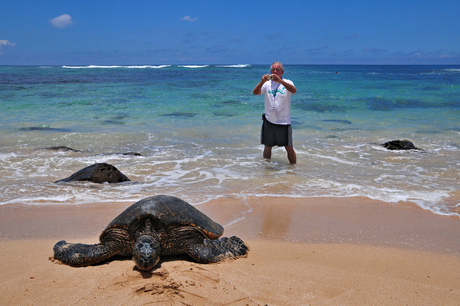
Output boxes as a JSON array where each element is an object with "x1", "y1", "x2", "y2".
[{"x1": 272, "y1": 82, "x2": 281, "y2": 98}]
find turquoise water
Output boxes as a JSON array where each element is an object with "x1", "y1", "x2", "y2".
[{"x1": 0, "y1": 65, "x2": 459, "y2": 216}]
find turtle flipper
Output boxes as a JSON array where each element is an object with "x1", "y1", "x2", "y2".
[
  {"x1": 53, "y1": 240, "x2": 116, "y2": 267},
  {"x1": 186, "y1": 236, "x2": 249, "y2": 264}
]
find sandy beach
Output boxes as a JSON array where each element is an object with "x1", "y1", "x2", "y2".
[{"x1": 1, "y1": 196, "x2": 459, "y2": 305}]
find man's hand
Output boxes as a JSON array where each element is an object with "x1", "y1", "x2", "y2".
[
  {"x1": 253, "y1": 74, "x2": 270, "y2": 95},
  {"x1": 270, "y1": 74, "x2": 282, "y2": 82}
]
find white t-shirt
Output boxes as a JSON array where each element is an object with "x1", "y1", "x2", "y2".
[{"x1": 259, "y1": 79, "x2": 294, "y2": 125}]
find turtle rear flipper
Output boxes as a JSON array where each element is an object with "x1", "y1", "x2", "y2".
[
  {"x1": 53, "y1": 240, "x2": 116, "y2": 267},
  {"x1": 186, "y1": 236, "x2": 249, "y2": 264}
]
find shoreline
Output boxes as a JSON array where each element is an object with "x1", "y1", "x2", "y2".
[
  {"x1": 1, "y1": 196, "x2": 460, "y2": 304},
  {"x1": 1, "y1": 196, "x2": 459, "y2": 254}
]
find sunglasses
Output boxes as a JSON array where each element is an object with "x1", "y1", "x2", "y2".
[{"x1": 271, "y1": 68, "x2": 282, "y2": 72}]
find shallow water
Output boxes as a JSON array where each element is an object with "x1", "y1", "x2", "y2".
[{"x1": 0, "y1": 65, "x2": 459, "y2": 216}]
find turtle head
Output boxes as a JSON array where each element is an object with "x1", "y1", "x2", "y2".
[{"x1": 132, "y1": 235, "x2": 160, "y2": 271}]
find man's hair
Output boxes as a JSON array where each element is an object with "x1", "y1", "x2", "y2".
[{"x1": 271, "y1": 61, "x2": 284, "y2": 71}]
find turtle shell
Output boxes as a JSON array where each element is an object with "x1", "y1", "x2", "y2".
[{"x1": 102, "y1": 195, "x2": 224, "y2": 239}]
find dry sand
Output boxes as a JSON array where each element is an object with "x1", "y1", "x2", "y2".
[{"x1": 1, "y1": 196, "x2": 459, "y2": 305}]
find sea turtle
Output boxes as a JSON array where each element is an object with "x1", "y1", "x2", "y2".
[{"x1": 53, "y1": 195, "x2": 249, "y2": 271}]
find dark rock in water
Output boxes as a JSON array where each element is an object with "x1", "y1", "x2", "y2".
[
  {"x1": 20, "y1": 126, "x2": 72, "y2": 132},
  {"x1": 41, "y1": 146, "x2": 82, "y2": 152},
  {"x1": 55, "y1": 163, "x2": 130, "y2": 184},
  {"x1": 322, "y1": 119, "x2": 353, "y2": 125},
  {"x1": 121, "y1": 152, "x2": 142, "y2": 156},
  {"x1": 161, "y1": 112, "x2": 197, "y2": 118},
  {"x1": 20, "y1": 126, "x2": 53, "y2": 131},
  {"x1": 213, "y1": 112, "x2": 233, "y2": 117},
  {"x1": 100, "y1": 152, "x2": 142, "y2": 156},
  {"x1": 381, "y1": 140, "x2": 421, "y2": 150},
  {"x1": 101, "y1": 120, "x2": 125, "y2": 125}
]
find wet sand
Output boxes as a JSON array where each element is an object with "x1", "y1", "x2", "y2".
[{"x1": 1, "y1": 196, "x2": 459, "y2": 305}]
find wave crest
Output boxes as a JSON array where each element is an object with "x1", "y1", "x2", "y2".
[{"x1": 62, "y1": 65, "x2": 171, "y2": 69}]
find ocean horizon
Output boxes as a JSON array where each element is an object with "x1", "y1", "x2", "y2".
[{"x1": 0, "y1": 64, "x2": 459, "y2": 217}]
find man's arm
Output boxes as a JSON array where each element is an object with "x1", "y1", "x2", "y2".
[
  {"x1": 253, "y1": 74, "x2": 271, "y2": 95},
  {"x1": 281, "y1": 80, "x2": 296, "y2": 94},
  {"x1": 271, "y1": 74, "x2": 296, "y2": 94}
]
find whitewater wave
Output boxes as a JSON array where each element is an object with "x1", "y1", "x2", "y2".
[
  {"x1": 60, "y1": 64, "x2": 251, "y2": 69},
  {"x1": 178, "y1": 65, "x2": 209, "y2": 69},
  {"x1": 62, "y1": 65, "x2": 171, "y2": 69},
  {"x1": 443, "y1": 68, "x2": 460, "y2": 73},
  {"x1": 216, "y1": 64, "x2": 251, "y2": 68}
]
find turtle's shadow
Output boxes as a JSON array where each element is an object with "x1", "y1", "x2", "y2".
[
  {"x1": 96, "y1": 254, "x2": 194, "y2": 278},
  {"x1": 135, "y1": 255, "x2": 195, "y2": 278}
]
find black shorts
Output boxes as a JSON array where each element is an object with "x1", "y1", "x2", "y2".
[{"x1": 261, "y1": 114, "x2": 293, "y2": 147}]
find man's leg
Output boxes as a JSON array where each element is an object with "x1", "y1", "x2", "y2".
[
  {"x1": 263, "y1": 145, "x2": 272, "y2": 160},
  {"x1": 285, "y1": 145, "x2": 296, "y2": 164}
]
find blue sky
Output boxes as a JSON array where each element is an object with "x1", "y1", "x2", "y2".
[{"x1": 1, "y1": 0, "x2": 459, "y2": 65}]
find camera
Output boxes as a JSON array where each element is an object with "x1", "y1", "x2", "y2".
[{"x1": 268, "y1": 75, "x2": 272, "y2": 80}]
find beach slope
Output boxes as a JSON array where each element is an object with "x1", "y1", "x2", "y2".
[{"x1": 1, "y1": 196, "x2": 459, "y2": 305}]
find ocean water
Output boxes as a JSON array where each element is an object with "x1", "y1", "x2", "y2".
[{"x1": 0, "y1": 65, "x2": 459, "y2": 217}]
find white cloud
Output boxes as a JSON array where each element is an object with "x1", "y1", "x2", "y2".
[
  {"x1": 0, "y1": 40, "x2": 16, "y2": 47},
  {"x1": 50, "y1": 14, "x2": 74, "y2": 28},
  {"x1": 0, "y1": 40, "x2": 15, "y2": 56},
  {"x1": 181, "y1": 16, "x2": 198, "y2": 22}
]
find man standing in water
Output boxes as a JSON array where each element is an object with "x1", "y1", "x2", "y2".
[{"x1": 253, "y1": 61, "x2": 297, "y2": 164}]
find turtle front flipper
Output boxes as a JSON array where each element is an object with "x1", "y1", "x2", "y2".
[
  {"x1": 53, "y1": 240, "x2": 116, "y2": 267},
  {"x1": 186, "y1": 236, "x2": 249, "y2": 264}
]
